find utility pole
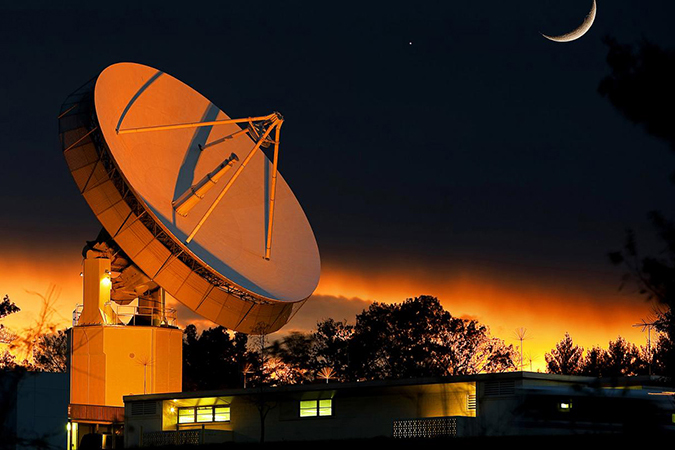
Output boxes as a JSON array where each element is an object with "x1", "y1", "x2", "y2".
[{"x1": 633, "y1": 319, "x2": 658, "y2": 376}]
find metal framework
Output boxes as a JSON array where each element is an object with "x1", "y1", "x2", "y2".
[{"x1": 117, "y1": 112, "x2": 284, "y2": 259}]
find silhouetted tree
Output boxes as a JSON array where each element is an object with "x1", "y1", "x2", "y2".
[
  {"x1": 0, "y1": 295, "x2": 20, "y2": 368},
  {"x1": 580, "y1": 346, "x2": 606, "y2": 377},
  {"x1": 267, "y1": 332, "x2": 315, "y2": 384},
  {"x1": 549, "y1": 334, "x2": 652, "y2": 377},
  {"x1": 545, "y1": 333, "x2": 584, "y2": 375},
  {"x1": 182, "y1": 324, "x2": 249, "y2": 391},
  {"x1": 30, "y1": 330, "x2": 67, "y2": 373},
  {"x1": 0, "y1": 288, "x2": 62, "y2": 449},
  {"x1": 0, "y1": 295, "x2": 19, "y2": 323},
  {"x1": 602, "y1": 336, "x2": 644, "y2": 377},
  {"x1": 438, "y1": 318, "x2": 515, "y2": 376},
  {"x1": 266, "y1": 319, "x2": 354, "y2": 384},
  {"x1": 650, "y1": 334, "x2": 674, "y2": 376},
  {"x1": 599, "y1": 37, "x2": 675, "y2": 154},
  {"x1": 349, "y1": 296, "x2": 515, "y2": 380},
  {"x1": 608, "y1": 213, "x2": 675, "y2": 377},
  {"x1": 600, "y1": 37, "x2": 675, "y2": 378},
  {"x1": 313, "y1": 318, "x2": 353, "y2": 381}
]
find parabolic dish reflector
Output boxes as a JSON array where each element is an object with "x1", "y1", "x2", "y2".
[{"x1": 59, "y1": 62, "x2": 320, "y2": 333}]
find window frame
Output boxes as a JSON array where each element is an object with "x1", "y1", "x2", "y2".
[
  {"x1": 177, "y1": 405, "x2": 231, "y2": 424},
  {"x1": 299, "y1": 398, "x2": 333, "y2": 418}
]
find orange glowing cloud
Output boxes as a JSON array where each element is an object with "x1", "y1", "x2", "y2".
[
  {"x1": 0, "y1": 247, "x2": 82, "y2": 333},
  {"x1": 308, "y1": 259, "x2": 656, "y2": 372},
  {"x1": 0, "y1": 241, "x2": 657, "y2": 374}
]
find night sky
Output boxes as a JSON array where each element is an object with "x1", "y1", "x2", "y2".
[{"x1": 1, "y1": 0, "x2": 674, "y2": 370}]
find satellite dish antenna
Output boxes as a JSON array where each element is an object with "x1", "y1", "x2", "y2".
[{"x1": 58, "y1": 62, "x2": 320, "y2": 333}]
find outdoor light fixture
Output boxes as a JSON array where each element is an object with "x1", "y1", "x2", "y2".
[
  {"x1": 100, "y1": 270, "x2": 112, "y2": 287},
  {"x1": 558, "y1": 401, "x2": 572, "y2": 412}
]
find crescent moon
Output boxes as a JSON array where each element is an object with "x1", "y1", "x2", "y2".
[{"x1": 542, "y1": 0, "x2": 597, "y2": 43}]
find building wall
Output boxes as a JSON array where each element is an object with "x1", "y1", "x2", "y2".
[
  {"x1": 124, "y1": 374, "x2": 675, "y2": 445},
  {"x1": 15, "y1": 372, "x2": 69, "y2": 450},
  {"x1": 71, "y1": 325, "x2": 182, "y2": 407},
  {"x1": 124, "y1": 381, "x2": 476, "y2": 445},
  {"x1": 261, "y1": 382, "x2": 475, "y2": 443}
]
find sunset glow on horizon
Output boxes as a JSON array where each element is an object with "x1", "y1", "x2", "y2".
[{"x1": 0, "y1": 245, "x2": 657, "y2": 374}]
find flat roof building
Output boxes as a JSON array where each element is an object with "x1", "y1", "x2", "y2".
[{"x1": 123, "y1": 372, "x2": 675, "y2": 447}]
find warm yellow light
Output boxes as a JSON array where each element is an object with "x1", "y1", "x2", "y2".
[
  {"x1": 170, "y1": 406, "x2": 175, "y2": 413},
  {"x1": 101, "y1": 276, "x2": 111, "y2": 287},
  {"x1": 66, "y1": 422, "x2": 71, "y2": 431}
]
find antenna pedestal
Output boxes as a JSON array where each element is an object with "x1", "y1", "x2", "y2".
[{"x1": 68, "y1": 241, "x2": 183, "y2": 444}]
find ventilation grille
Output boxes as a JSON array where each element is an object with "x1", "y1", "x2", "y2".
[
  {"x1": 143, "y1": 430, "x2": 200, "y2": 446},
  {"x1": 484, "y1": 380, "x2": 515, "y2": 397},
  {"x1": 393, "y1": 417, "x2": 457, "y2": 439},
  {"x1": 131, "y1": 401, "x2": 157, "y2": 416},
  {"x1": 467, "y1": 394, "x2": 477, "y2": 411}
]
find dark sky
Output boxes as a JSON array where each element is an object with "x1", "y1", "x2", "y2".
[{"x1": 1, "y1": 1, "x2": 674, "y2": 359}]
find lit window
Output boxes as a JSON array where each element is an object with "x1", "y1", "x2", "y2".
[
  {"x1": 300, "y1": 399, "x2": 332, "y2": 417},
  {"x1": 177, "y1": 406, "x2": 230, "y2": 423},
  {"x1": 196, "y1": 407, "x2": 213, "y2": 422},
  {"x1": 178, "y1": 408, "x2": 195, "y2": 424},
  {"x1": 214, "y1": 406, "x2": 231, "y2": 422},
  {"x1": 558, "y1": 401, "x2": 572, "y2": 412},
  {"x1": 318, "y1": 399, "x2": 332, "y2": 416}
]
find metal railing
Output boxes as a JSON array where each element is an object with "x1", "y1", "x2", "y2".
[{"x1": 72, "y1": 302, "x2": 177, "y2": 327}]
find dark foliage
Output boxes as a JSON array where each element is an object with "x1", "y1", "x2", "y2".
[
  {"x1": 30, "y1": 330, "x2": 68, "y2": 372},
  {"x1": 0, "y1": 295, "x2": 19, "y2": 368},
  {"x1": 545, "y1": 333, "x2": 583, "y2": 375},
  {"x1": 269, "y1": 296, "x2": 515, "y2": 383},
  {"x1": 348, "y1": 296, "x2": 515, "y2": 380},
  {"x1": 313, "y1": 318, "x2": 353, "y2": 380},
  {"x1": 0, "y1": 295, "x2": 20, "y2": 322},
  {"x1": 599, "y1": 38, "x2": 675, "y2": 378},
  {"x1": 182, "y1": 325, "x2": 250, "y2": 391},
  {"x1": 608, "y1": 212, "x2": 675, "y2": 377},
  {"x1": 546, "y1": 333, "x2": 653, "y2": 377},
  {"x1": 599, "y1": 37, "x2": 675, "y2": 153}
]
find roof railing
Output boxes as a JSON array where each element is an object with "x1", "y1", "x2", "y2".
[{"x1": 72, "y1": 302, "x2": 177, "y2": 327}]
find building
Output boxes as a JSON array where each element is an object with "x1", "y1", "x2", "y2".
[
  {"x1": 123, "y1": 372, "x2": 675, "y2": 446},
  {"x1": 66, "y1": 248, "x2": 183, "y2": 449},
  {"x1": 0, "y1": 371, "x2": 69, "y2": 450}
]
